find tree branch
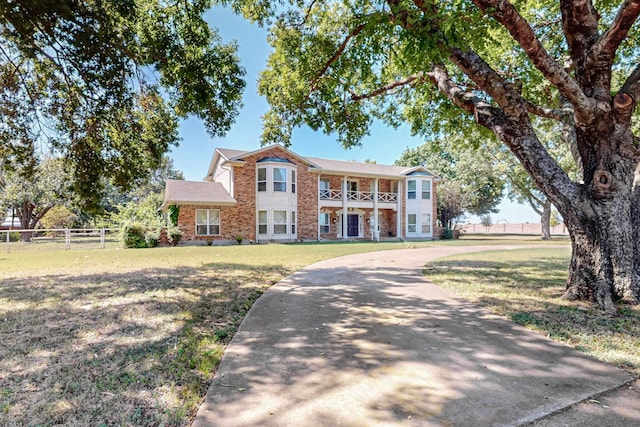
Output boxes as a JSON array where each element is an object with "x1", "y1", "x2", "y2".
[
  {"x1": 525, "y1": 101, "x2": 573, "y2": 121},
  {"x1": 309, "y1": 22, "x2": 366, "y2": 92},
  {"x1": 349, "y1": 74, "x2": 422, "y2": 101},
  {"x1": 592, "y1": 0, "x2": 640, "y2": 66},
  {"x1": 560, "y1": 0, "x2": 600, "y2": 62},
  {"x1": 613, "y1": 63, "x2": 640, "y2": 124},
  {"x1": 429, "y1": 57, "x2": 581, "y2": 209},
  {"x1": 472, "y1": 0, "x2": 594, "y2": 122}
]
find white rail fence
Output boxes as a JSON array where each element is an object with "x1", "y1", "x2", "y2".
[
  {"x1": 459, "y1": 223, "x2": 569, "y2": 235},
  {"x1": 1, "y1": 228, "x2": 118, "y2": 252}
]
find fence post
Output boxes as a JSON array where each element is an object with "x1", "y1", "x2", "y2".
[
  {"x1": 100, "y1": 228, "x2": 105, "y2": 249},
  {"x1": 65, "y1": 229, "x2": 71, "y2": 250}
]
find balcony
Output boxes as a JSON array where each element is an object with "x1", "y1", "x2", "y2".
[{"x1": 320, "y1": 189, "x2": 397, "y2": 203}]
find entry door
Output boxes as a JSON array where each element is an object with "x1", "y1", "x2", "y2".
[{"x1": 347, "y1": 214, "x2": 359, "y2": 237}]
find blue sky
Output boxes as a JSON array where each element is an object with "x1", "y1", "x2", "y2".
[{"x1": 169, "y1": 7, "x2": 540, "y2": 224}]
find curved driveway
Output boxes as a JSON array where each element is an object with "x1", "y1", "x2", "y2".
[{"x1": 193, "y1": 246, "x2": 633, "y2": 426}]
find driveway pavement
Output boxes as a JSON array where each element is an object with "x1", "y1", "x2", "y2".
[{"x1": 192, "y1": 246, "x2": 636, "y2": 426}]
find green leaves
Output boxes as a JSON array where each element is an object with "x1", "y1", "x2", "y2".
[{"x1": 1, "y1": 0, "x2": 245, "y2": 208}]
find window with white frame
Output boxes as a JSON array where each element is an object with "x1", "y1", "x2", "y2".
[
  {"x1": 291, "y1": 211, "x2": 296, "y2": 234},
  {"x1": 258, "y1": 210, "x2": 267, "y2": 235},
  {"x1": 407, "y1": 213, "x2": 417, "y2": 233},
  {"x1": 407, "y1": 180, "x2": 416, "y2": 199},
  {"x1": 196, "y1": 209, "x2": 220, "y2": 236},
  {"x1": 273, "y1": 168, "x2": 286, "y2": 192},
  {"x1": 319, "y1": 213, "x2": 330, "y2": 234},
  {"x1": 422, "y1": 213, "x2": 431, "y2": 233},
  {"x1": 320, "y1": 178, "x2": 330, "y2": 199},
  {"x1": 257, "y1": 168, "x2": 267, "y2": 192},
  {"x1": 422, "y1": 180, "x2": 431, "y2": 199},
  {"x1": 274, "y1": 210, "x2": 287, "y2": 234},
  {"x1": 291, "y1": 170, "x2": 296, "y2": 193}
]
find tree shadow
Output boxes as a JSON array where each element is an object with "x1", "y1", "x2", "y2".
[
  {"x1": 0, "y1": 263, "x2": 290, "y2": 425},
  {"x1": 194, "y1": 251, "x2": 634, "y2": 426}
]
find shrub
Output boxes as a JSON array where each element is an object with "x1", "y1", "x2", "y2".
[
  {"x1": 119, "y1": 223, "x2": 150, "y2": 248},
  {"x1": 40, "y1": 206, "x2": 77, "y2": 230},
  {"x1": 441, "y1": 227, "x2": 453, "y2": 240},
  {"x1": 167, "y1": 226, "x2": 182, "y2": 246},
  {"x1": 145, "y1": 229, "x2": 160, "y2": 248}
]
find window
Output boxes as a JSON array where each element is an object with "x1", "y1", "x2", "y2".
[
  {"x1": 347, "y1": 180, "x2": 358, "y2": 200},
  {"x1": 319, "y1": 213, "x2": 330, "y2": 234},
  {"x1": 407, "y1": 214, "x2": 417, "y2": 233},
  {"x1": 257, "y1": 168, "x2": 267, "y2": 192},
  {"x1": 274, "y1": 210, "x2": 287, "y2": 234},
  {"x1": 258, "y1": 210, "x2": 267, "y2": 235},
  {"x1": 291, "y1": 170, "x2": 296, "y2": 193},
  {"x1": 407, "y1": 180, "x2": 416, "y2": 199},
  {"x1": 422, "y1": 213, "x2": 431, "y2": 233},
  {"x1": 196, "y1": 209, "x2": 220, "y2": 236},
  {"x1": 422, "y1": 180, "x2": 431, "y2": 200},
  {"x1": 320, "y1": 178, "x2": 330, "y2": 199},
  {"x1": 291, "y1": 211, "x2": 296, "y2": 234},
  {"x1": 273, "y1": 168, "x2": 286, "y2": 192}
]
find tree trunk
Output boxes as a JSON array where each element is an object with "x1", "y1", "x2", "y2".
[
  {"x1": 560, "y1": 187, "x2": 640, "y2": 315},
  {"x1": 540, "y1": 199, "x2": 551, "y2": 240}
]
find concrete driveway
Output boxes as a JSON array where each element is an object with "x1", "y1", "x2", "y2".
[{"x1": 192, "y1": 246, "x2": 635, "y2": 426}]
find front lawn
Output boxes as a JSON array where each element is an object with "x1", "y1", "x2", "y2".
[
  {"x1": 0, "y1": 241, "x2": 436, "y2": 426},
  {"x1": 425, "y1": 247, "x2": 640, "y2": 375}
]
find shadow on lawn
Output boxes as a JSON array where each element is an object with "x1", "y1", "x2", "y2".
[
  {"x1": 0, "y1": 263, "x2": 292, "y2": 426},
  {"x1": 426, "y1": 257, "x2": 640, "y2": 373}
]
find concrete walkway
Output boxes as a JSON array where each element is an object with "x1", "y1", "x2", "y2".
[{"x1": 193, "y1": 246, "x2": 636, "y2": 426}]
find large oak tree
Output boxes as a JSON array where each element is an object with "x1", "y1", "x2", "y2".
[
  {"x1": 1, "y1": 0, "x2": 245, "y2": 208},
  {"x1": 243, "y1": 0, "x2": 640, "y2": 313}
]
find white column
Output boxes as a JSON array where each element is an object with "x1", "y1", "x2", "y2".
[
  {"x1": 317, "y1": 174, "x2": 321, "y2": 241},
  {"x1": 342, "y1": 176, "x2": 348, "y2": 239},
  {"x1": 373, "y1": 178, "x2": 379, "y2": 242},
  {"x1": 396, "y1": 180, "x2": 403, "y2": 239}
]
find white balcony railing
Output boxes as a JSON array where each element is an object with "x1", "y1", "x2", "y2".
[{"x1": 319, "y1": 189, "x2": 397, "y2": 203}]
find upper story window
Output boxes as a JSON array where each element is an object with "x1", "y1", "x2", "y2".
[
  {"x1": 422, "y1": 180, "x2": 431, "y2": 199},
  {"x1": 257, "y1": 168, "x2": 267, "y2": 192},
  {"x1": 320, "y1": 178, "x2": 330, "y2": 199},
  {"x1": 256, "y1": 160, "x2": 297, "y2": 194},
  {"x1": 273, "y1": 167, "x2": 286, "y2": 192},
  {"x1": 407, "y1": 180, "x2": 417, "y2": 199},
  {"x1": 291, "y1": 170, "x2": 296, "y2": 193}
]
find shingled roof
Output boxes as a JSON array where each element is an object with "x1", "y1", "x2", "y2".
[
  {"x1": 209, "y1": 145, "x2": 439, "y2": 179},
  {"x1": 161, "y1": 180, "x2": 236, "y2": 210}
]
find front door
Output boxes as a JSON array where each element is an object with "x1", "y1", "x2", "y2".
[{"x1": 347, "y1": 214, "x2": 359, "y2": 237}]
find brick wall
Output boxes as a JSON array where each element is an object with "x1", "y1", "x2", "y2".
[
  {"x1": 189, "y1": 146, "x2": 320, "y2": 242},
  {"x1": 176, "y1": 204, "x2": 238, "y2": 242}
]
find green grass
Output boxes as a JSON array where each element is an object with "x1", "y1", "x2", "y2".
[
  {"x1": 0, "y1": 237, "x2": 575, "y2": 425},
  {"x1": 1, "y1": 240, "x2": 455, "y2": 426},
  {"x1": 425, "y1": 247, "x2": 640, "y2": 375}
]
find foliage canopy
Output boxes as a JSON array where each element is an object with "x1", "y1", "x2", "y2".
[
  {"x1": 0, "y1": 0, "x2": 245, "y2": 208},
  {"x1": 237, "y1": 0, "x2": 640, "y2": 312}
]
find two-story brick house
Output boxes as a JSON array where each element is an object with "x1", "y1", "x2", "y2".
[{"x1": 162, "y1": 144, "x2": 439, "y2": 243}]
